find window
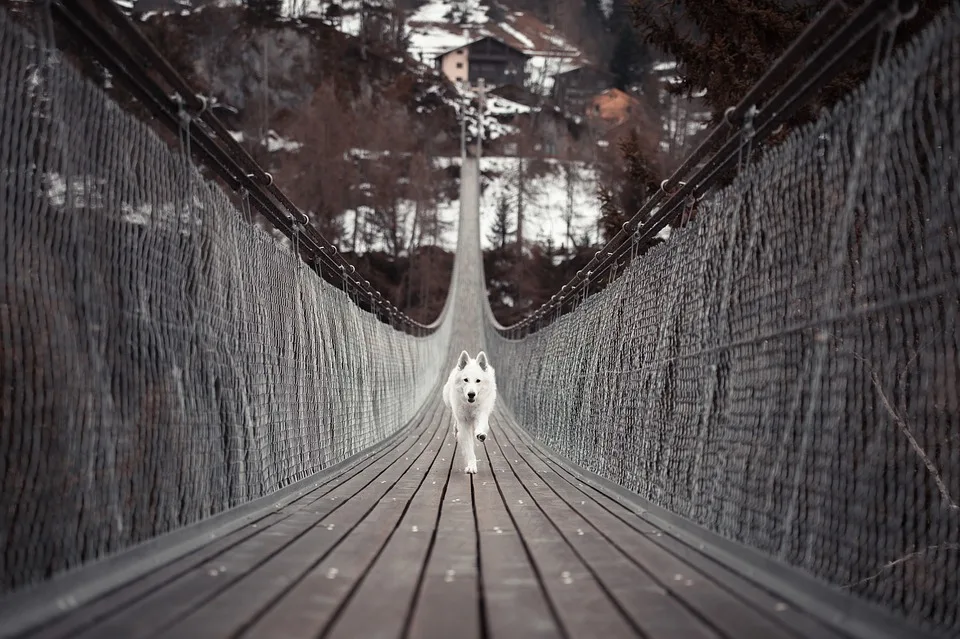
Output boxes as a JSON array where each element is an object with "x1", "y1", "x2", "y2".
[
  {"x1": 456, "y1": 62, "x2": 463, "y2": 69},
  {"x1": 457, "y1": 49, "x2": 464, "y2": 55},
  {"x1": 456, "y1": 76, "x2": 464, "y2": 82}
]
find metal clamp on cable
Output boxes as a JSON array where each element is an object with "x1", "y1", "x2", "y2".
[
  {"x1": 194, "y1": 93, "x2": 209, "y2": 115},
  {"x1": 723, "y1": 106, "x2": 738, "y2": 126},
  {"x1": 888, "y1": 0, "x2": 918, "y2": 28},
  {"x1": 171, "y1": 92, "x2": 192, "y2": 126},
  {"x1": 742, "y1": 105, "x2": 759, "y2": 141},
  {"x1": 660, "y1": 179, "x2": 686, "y2": 197}
]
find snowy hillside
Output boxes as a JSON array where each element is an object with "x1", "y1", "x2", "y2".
[
  {"x1": 339, "y1": 155, "x2": 600, "y2": 255},
  {"x1": 250, "y1": 0, "x2": 588, "y2": 95},
  {"x1": 119, "y1": 0, "x2": 605, "y2": 257},
  {"x1": 436, "y1": 155, "x2": 600, "y2": 251},
  {"x1": 405, "y1": 0, "x2": 586, "y2": 94},
  {"x1": 478, "y1": 156, "x2": 601, "y2": 250}
]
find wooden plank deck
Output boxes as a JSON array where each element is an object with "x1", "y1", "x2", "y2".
[{"x1": 6, "y1": 397, "x2": 915, "y2": 639}]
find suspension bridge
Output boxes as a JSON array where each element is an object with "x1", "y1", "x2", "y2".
[{"x1": 1, "y1": 1, "x2": 958, "y2": 638}]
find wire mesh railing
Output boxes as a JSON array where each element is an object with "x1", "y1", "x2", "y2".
[
  {"x1": 0, "y1": 1, "x2": 453, "y2": 594},
  {"x1": 485, "y1": 2, "x2": 960, "y2": 634}
]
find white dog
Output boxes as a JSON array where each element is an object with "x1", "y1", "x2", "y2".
[{"x1": 442, "y1": 350, "x2": 497, "y2": 474}]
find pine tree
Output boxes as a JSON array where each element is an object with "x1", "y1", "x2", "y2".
[
  {"x1": 488, "y1": 195, "x2": 515, "y2": 250},
  {"x1": 630, "y1": 0, "x2": 947, "y2": 134},
  {"x1": 598, "y1": 129, "x2": 661, "y2": 243},
  {"x1": 245, "y1": 0, "x2": 282, "y2": 20},
  {"x1": 608, "y1": 26, "x2": 641, "y2": 91},
  {"x1": 580, "y1": 0, "x2": 606, "y2": 41}
]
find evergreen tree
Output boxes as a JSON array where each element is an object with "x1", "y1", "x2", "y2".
[
  {"x1": 245, "y1": 0, "x2": 282, "y2": 20},
  {"x1": 580, "y1": 0, "x2": 607, "y2": 44},
  {"x1": 630, "y1": 0, "x2": 946, "y2": 134},
  {"x1": 608, "y1": 26, "x2": 641, "y2": 91},
  {"x1": 599, "y1": 0, "x2": 650, "y2": 91},
  {"x1": 598, "y1": 129, "x2": 661, "y2": 243},
  {"x1": 488, "y1": 195, "x2": 514, "y2": 250}
]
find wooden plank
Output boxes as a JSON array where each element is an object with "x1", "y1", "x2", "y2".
[
  {"x1": 240, "y1": 403, "x2": 453, "y2": 639},
  {"x1": 484, "y1": 426, "x2": 639, "y2": 638},
  {"x1": 33, "y1": 431, "x2": 414, "y2": 639},
  {"x1": 489, "y1": 414, "x2": 720, "y2": 639},
  {"x1": 321, "y1": 424, "x2": 454, "y2": 639},
  {"x1": 405, "y1": 421, "x2": 482, "y2": 639},
  {"x1": 20, "y1": 393, "x2": 860, "y2": 639},
  {"x1": 630, "y1": 521, "x2": 851, "y2": 639},
  {"x1": 72, "y1": 411, "x2": 440, "y2": 638},
  {"x1": 151, "y1": 405, "x2": 446, "y2": 639},
  {"x1": 473, "y1": 440, "x2": 563, "y2": 639},
  {"x1": 537, "y1": 451, "x2": 850, "y2": 639},
  {"x1": 497, "y1": 418, "x2": 818, "y2": 639},
  {"x1": 32, "y1": 512, "x2": 289, "y2": 639}
]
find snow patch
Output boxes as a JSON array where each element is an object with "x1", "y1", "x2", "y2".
[
  {"x1": 478, "y1": 156, "x2": 601, "y2": 251},
  {"x1": 262, "y1": 130, "x2": 303, "y2": 153},
  {"x1": 410, "y1": 0, "x2": 489, "y2": 24},
  {"x1": 499, "y1": 22, "x2": 534, "y2": 50}
]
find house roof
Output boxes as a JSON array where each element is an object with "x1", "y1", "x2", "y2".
[
  {"x1": 436, "y1": 35, "x2": 531, "y2": 60},
  {"x1": 408, "y1": 10, "x2": 586, "y2": 60},
  {"x1": 588, "y1": 88, "x2": 644, "y2": 127},
  {"x1": 489, "y1": 83, "x2": 541, "y2": 107},
  {"x1": 554, "y1": 64, "x2": 615, "y2": 80}
]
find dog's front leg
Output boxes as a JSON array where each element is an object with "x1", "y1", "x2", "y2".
[
  {"x1": 458, "y1": 426, "x2": 477, "y2": 474},
  {"x1": 475, "y1": 416, "x2": 490, "y2": 443}
]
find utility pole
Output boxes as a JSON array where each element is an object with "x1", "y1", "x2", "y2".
[
  {"x1": 460, "y1": 80, "x2": 466, "y2": 159},
  {"x1": 476, "y1": 77, "x2": 486, "y2": 159}
]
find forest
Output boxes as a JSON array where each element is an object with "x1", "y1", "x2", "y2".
[{"x1": 56, "y1": 0, "x2": 948, "y2": 325}]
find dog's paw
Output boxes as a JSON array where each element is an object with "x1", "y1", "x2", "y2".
[
  {"x1": 464, "y1": 461, "x2": 478, "y2": 474},
  {"x1": 476, "y1": 433, "x2": 486, "y2": 442}
]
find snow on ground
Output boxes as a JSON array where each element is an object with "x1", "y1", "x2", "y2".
[
  {"x1": 262, "y1": 130, "x2": 303, "y2": 152},
  {"x1": 406, "y1": 28, "x2": 472, "y2": 64},
  {"x1": 477, "y1": 156, "x2": 600, "y2": 251},
  {"x1": 332, "y1": 154, "x2": 601, "y2": 255},
  {"x1": 335, "y1": 158, "x2": 458, "y2": 254},
  {"x1": 482, "y1": 95, "x2": 532, "y2": 116},
  {"x1": 455, "y1": 87, "x2": 521, "y2": 140},
  {"x1": 525, "y1": 55, "x2": 582, "y2": 95},
  {"x1": 434, "y1": 194, "x2": 462, "y2": 249},
  {"x1": 338, "y1": 192, "x2": 459, "y2": 254},
  {"x1": 410, "y1": 0, "x2": 489, "y2": 24}
]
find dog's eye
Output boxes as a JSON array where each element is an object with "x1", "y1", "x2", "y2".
[
  {"x1": 476, "y1": 379, "x2": 480, "y2": 383},
  {"x1": 463, "y1": 378, "x2": 468, "y2": 382}
]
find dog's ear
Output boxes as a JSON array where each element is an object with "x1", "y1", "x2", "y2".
[
  {"x1": 476, "y1": 351, "x2": 488, "y2": 371},
  {"x1": 457, "y1": 350, "x2": 470, "y2": 370}
]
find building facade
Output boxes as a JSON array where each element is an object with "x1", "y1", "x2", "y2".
[{"x1": 436, "y1": 37, "x2": 529, "y2": 87}]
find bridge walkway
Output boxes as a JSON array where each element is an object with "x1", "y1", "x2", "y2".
[{"x1": 22, "y1": 393, "x2": 885, "y2": 639}]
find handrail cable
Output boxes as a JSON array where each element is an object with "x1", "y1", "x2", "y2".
[
  {"x1": 48, "y1": 0, "x2": 434, "y2": 335},
  {"x1": 499, "y1": 0, "x2": 919, "y2": 338}
]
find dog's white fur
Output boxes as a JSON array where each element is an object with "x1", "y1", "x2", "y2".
[{"x1": 442, "y1": 350, "x2": 497, "y2": 474}]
